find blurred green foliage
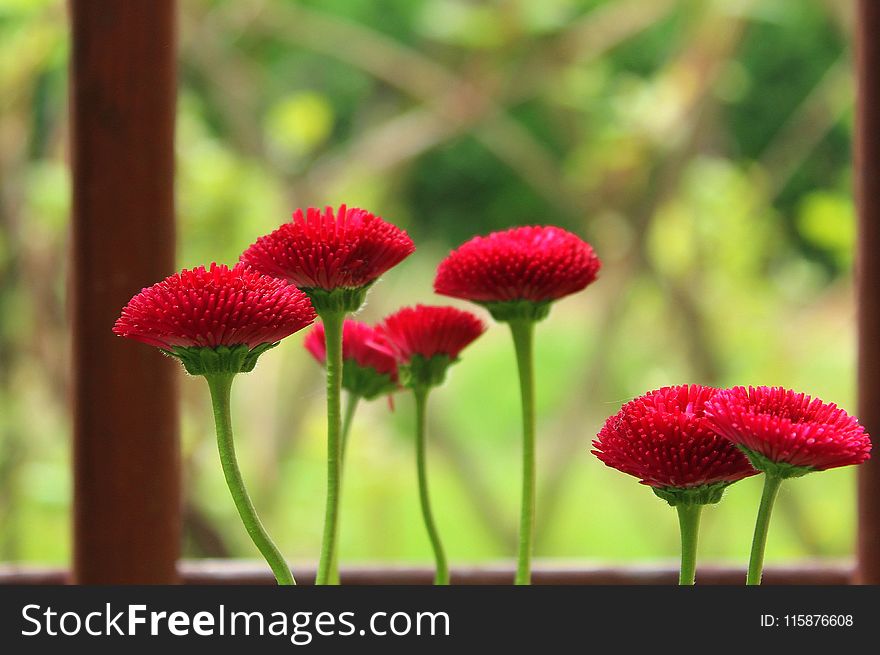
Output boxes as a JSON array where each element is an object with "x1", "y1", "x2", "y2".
[{"x1": 0, "y1": 0, "x2": 861, "y2": 568}]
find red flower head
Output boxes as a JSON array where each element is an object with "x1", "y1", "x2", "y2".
[
  {"x1": 305, "y1": 319, "x2": 399, "y2": 399},
  {"x1": 305, "y1": 320, "x2": 397, "y2": 377},
  {"x1": 240, "y1": 205, "x2": 414, "y2": 313},
  {"x1": 113, "y1": 263, "x2": 316, "y2": 374},
  {"x1": 704, "y1": 386, "x2": 872, "y2": 476},
  {"x1": 592, "y1": 385, "x2": 757, "y2": 505},
  {"x1": 380, "y1": 305, "x2": 485, "y2": 389},
  {"x1": 434, "y1": 226, "x2": 601, "y2": 321},
  {"x1": 381, "y1": 305, "x2": 485, "y2": 363}
]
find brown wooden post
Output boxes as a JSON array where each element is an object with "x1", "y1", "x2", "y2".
[
  {"x1": 70, "y1": 0, "x2": 180, "y2": 583},
  {"x1": 856, "y1": 0, "x2": 880, "y2": 585}
]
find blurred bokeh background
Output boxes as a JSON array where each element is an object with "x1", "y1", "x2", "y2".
[{"x1": 0, "y1": 0, "x2": 859, "y2": 567}]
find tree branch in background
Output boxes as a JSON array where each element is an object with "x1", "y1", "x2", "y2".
[{"x1": 760, "y1": 57, "x2": 851, "y2": 200}]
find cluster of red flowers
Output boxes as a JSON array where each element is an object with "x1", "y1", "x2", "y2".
[
  {"x1": 302, "y1": 307, "x2": 487, "y2": 405},
  {"x1": 117, "y1": 206, "x2": 417, "y2": 358},
  {"x1": 115, "y1": 209, "x2": 872, "y2": 488},
  {"x1": 592, "y1": 385, "x2": 756, "y2": 490},
  {"x1": 112, "y1": 203, "x2": 874, "y2": 583},
  {"x1": 593, "y1": 384, "x2": 871, "y2": 493},
  {"x1": 116, "y1": 214, "x2": 599, "y2": 372}
]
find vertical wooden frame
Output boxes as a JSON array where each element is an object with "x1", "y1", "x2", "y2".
[
  {"x1": 69, "y1": 0, "x2": 180, "y2": 583},
  {"x1": 856, "y1": 0, "x2": 880, "y2": 585}
]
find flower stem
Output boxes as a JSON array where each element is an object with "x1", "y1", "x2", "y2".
[
  {"x1": 327, "y1": 391, "x2": 361, "y2": 585},
  {"x1": 747, "y1": 474, "x2": 783, "y2": 585},
  {"x1": 340, "y1": 391, "x2": 360, "y2": 464},
  {"x1": 509, "y1": 319, "x2": 536, "y2": 586},
  {"x1": 205, "y1": 373, "x2": 295, "y2": 585},
  {"x1": 316, "y1": 310, "x2": 345, "y2": 586},
  {"x1": 676, "y1": 504, "x2": 702, "y2": 585},
  {"x1": 414, "y1": 387, "x2": 449, "y2": 585}
]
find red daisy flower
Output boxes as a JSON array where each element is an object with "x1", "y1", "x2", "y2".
[
  {"x1": 704, "y1": 386, "x2": 872, "y2": 472},
  {"x1": 240, "y1": 205, "x2": 415, "y2": 291},
  {"x1": 592, "y1": 385, "x2": 757, "y2": 492},
  {"x1": 434, "y1": 225, "x2": 601, "y2": 305},
  {"x1": 380, "y1": 305, "x2": 485, "y2": 364},
  {"x1": 305, "y1": 319, "x2": 398, "y2": 381},
  {"x1": 113, "y1": 263, "x2": 316, "y2": 350}
]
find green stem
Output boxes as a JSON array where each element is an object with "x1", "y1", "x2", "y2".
[
  {"x1": 415, "y1": 387, "x2": 449, "y2": 585},
  {"x1": 316, "y1": 310, "x2": 345, "y2": 586},
  {"x1": 328, "y1": 391, "x2": 360, "y2": 585},
  {"x1": 205, "y1": 373, "x2": 295, "y2": 585},
  {"x1": 340, "y1": 391, "x2": 360, "y2": 464},
  {"x1": 676, "y1": 504, "x2": 702, "y2": 585},
  {"x1": 509, "y1": 319, "x2": 536, "y2": 586},
  {"x1": 747, "y1": 474, "x2": 783, "y2": 585}
]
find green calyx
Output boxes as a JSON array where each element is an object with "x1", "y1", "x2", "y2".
[
  {"x1": 163, "y1": 343, "x2": 278, "y2": 376},
  {"x1": 481, "y1": 299, "x2": 552, "y2": 323},
  {"x1": 652, "y1": 481, "x2": 731, "y2": 507},
  {"x1": 303, "y1": 286, "x2": 370, "y2": 315},
  {"x1": 399, "y1": 354, "x2": 456, "y2": 391},
  {"x1": 738, "y1": 446, "x2": 814, "y2": 480},
  {"x1": 343, "y1": 359, "x2": 398, "y2": 400}
]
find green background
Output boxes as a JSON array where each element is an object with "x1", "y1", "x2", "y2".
[{"x1": 0, "y1": 0, "x2": 861, "y2": 568}]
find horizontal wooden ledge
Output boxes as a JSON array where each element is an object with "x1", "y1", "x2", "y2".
[{"x1": 0, "y1": 560, "x2": 854, "y2": 585}]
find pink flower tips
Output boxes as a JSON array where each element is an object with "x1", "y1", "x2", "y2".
[
  {"x1": 434, "y1": 225, "x2": 601, "y2": 320},
  {"x1": 592, "y1": 385, "x2": 757, "y2": 504},
  {"x1": 240, "y1": 205, "x2": 415, "y2": 295},
  {"x1": 381, "y1": 305, "x2": 486, "y2": 363},
  {"x1": 705, "y1": 386, "x2": 872, "y2": 475},
  {"x1": 304, "y1": 319, "x2": 399, "y2": 399}
]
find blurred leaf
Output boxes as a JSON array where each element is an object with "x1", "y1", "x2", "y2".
[
  {"x1": 417, "y1": 0, "x2": 507, "y2": 49},
  {"x1": 24, "y1": 162, "x2": 69, "y2": 233},
  {"x1": 797, "y1": 190, "x2": 855, "y2": 268},
  {"x1": 265, "y1": 91, "x2": 335, "y2": 160},
  {"x1": 514, "y1": 0, "x2": 577, "y2": 34}
]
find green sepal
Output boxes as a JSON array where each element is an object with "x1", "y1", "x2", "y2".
[
  {"x1": 652, "y1": 481, "x2": 731, "y2": 507},
  {"x1": 163, "y1": 342, "x2": 279, "y2": 376},
  {"x1": 303, "y1": 286, "x2": 371, "y2": 315},
  {"x1": 738, "y1": 446, "x2": 814, "y2": 479},
  {"x1": 481, "y1": 299, "x2": 552, "y2": 323},
  {"x1": 342, "y1": 359, "x2": 398, "y2": 400},
  {"x1": 399, "y1": 354, "x2": 456, "y2": 391}
]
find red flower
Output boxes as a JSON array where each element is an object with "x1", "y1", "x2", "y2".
[
  {"x1": 434, "y1": 225, "x2": 601, "y2": 304},
  {"x1": 592, "y1": 385, "x2": 757, "y2": 490},
  {"x1": 380, "y1": 305, "x2": 485, "y2": 364},
  {"x1": 113, "y1": 263, "x2": 316, "y2": 350},
  {"x1": 705, "y1": 386, "x2": 872, "y2": 471},
  {"x1": 240, "y1": 205, "x2": 415, "y2": 290},
  {"x1": 305, "y1": 319, "x2": 398, "y2": 381}
]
